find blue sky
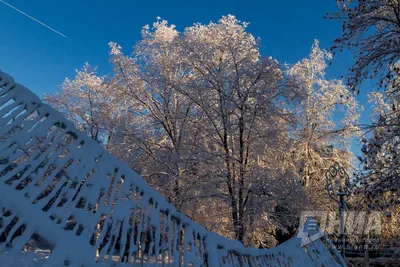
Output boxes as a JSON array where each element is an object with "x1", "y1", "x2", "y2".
[{"x1": 0, "y1": 0, "x2": 373, "y2": 154}]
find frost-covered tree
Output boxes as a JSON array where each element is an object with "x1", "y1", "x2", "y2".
[
  {"x1": 103, "y1": 16, "x2": 304, "y2": 245},
  {"x1": 332, "y1": 0, "x2": 400, "y2": 90},
  {"x1": 358, "y1": 82, "x2": 400, "y2": 205},
  {"x1": 287, "y1": 40, "x2": 360, "y2": 195},
  {"x1": 107, "y1": 19, "x2": 203, "y2": 210},
  {"x1": 43, "y1": 63, "x2": 126, "y2": 147},
  {"x1": 178, "y1": 15, "x2": 303, "y2": 244},
  {"x1": 332, "y1": 0, "x2": 400, "y2": 203}
]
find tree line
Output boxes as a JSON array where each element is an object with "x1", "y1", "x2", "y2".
[{"x1": 43, "y1": 14, "x2": 361, "y2": 247}]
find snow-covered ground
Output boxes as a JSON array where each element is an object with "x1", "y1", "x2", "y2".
[
  {"x1": 0, "y1": 248, "x2": 169, "y2": 267},
  {"x1": 0, "y1": 249, "x2": 50, "y2": 267}
]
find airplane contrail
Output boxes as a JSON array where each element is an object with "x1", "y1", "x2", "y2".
[{"x1": 0, "y1": 0, "x2": 68, "y2": 39}]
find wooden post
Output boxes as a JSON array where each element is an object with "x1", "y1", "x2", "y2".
[
  {"x1": 364, "y1": 235, "x2": 370, "y2": 267},
  {"x1": 364, "y1": 246, "x2": 369, "y2": 267}
]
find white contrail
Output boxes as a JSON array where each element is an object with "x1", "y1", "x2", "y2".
[{"x1": 0, "y1": 0, "x2": 68, "y2": 39}]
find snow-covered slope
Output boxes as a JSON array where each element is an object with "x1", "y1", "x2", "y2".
[{"x1": 0, "y1": 70, "x2": 345, "y2": 266}]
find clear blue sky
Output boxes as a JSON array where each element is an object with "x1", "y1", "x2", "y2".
[{"x1": 0, "y1": 0, "x2": 373, "y2": 154}]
